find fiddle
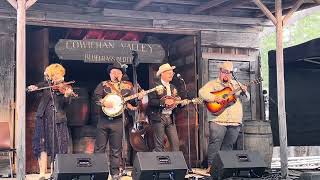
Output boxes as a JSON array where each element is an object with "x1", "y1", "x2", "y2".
[
  {"x1": 52, "y1": 82, "x2": 78, "y2": 97},
  {"x1": 27, "y1": 80, "x2": 78, "y2": 97}
]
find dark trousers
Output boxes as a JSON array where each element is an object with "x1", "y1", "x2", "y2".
[
  {"x1": 208, "y1": 122, "x2": 240, "y2": 165},
  {"x1": 152, "y1": 114, "x2": 179, "y2": 152},
  {"x1": 94, "y1": 119, "x2": 123, "y2": 176}
]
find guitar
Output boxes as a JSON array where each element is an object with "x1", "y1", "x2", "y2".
[
  {"x1": 205, "y1": 78, "x2": 262, "y2": 116},
  {"x1": 101, "y1": 85, "x2": 164, "y2": 117},
  {"x1": 161, "y1": 95, "x2": 202, "y2": 111}
]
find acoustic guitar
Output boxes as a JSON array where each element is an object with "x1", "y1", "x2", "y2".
[{"x1": 205, "y1": 78, "x2": 262, "y2": 116}]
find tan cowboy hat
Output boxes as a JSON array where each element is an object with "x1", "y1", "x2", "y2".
[
  {"x1": 156, "y1": 63, "x2": 176, "y2": 77},
  {"x1": 219, "y1": 61, "x2": 233, "y2": 72}
]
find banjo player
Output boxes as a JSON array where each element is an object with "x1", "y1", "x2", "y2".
[{"x1": 93, "y1": 62, "x2": 144, "y2": 180}]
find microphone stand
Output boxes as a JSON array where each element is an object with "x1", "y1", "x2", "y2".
[
  {"x1": 117, "y1": 76, "x2": 128, "y2": 177},
  {"x1": 231, "y1": 71, "x2": 247, "y2": 97},
  {"x1": 179, "y1": 77, "x2": 192, "y2": 173},
  {"x1": 47, "y1": 79, "x2": 57, "y2": 180},
  {"x1": 131, "y1": 51, "x2": 140, "y2": 124},
  {"x1": 120, "y1": 51, "x2": 139, "y2": 177},
  {"x1": 231, "y1": 71, "x2": 246, "y2": 151}
]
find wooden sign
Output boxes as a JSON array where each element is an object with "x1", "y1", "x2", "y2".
[{"x1": 55, "y1": 39, "x2": 165, "y2": 64}]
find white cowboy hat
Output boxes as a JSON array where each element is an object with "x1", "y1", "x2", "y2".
[
  {"x1": 219, "y1": 61, "x2": 233, "y2": 72},
  {"x1": 156, "y1": 63, "x2": 176, "y2": 77}
]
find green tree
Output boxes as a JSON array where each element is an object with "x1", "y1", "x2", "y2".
[{"x1": 260, "y1": 11, "x2": 320, "y2": 88}]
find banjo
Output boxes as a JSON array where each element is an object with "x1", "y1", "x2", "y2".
[{"x1": 101, "y1": 85, "x2": 163, "y2": 117}]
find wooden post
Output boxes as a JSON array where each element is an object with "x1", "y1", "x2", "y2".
[
  {"x1": 253, "y1": 0, "x2": 293, "y2": 178},
  {"x1": 275, "y1": 0, "x2": 288, "y2": 178},
  {"x1": 16, "y1": 0, "x2": 27, "y2": 179}
]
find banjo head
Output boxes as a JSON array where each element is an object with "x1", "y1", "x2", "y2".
[{"x1": 101, "y1": 93, "x2": 125, "y2": 117}]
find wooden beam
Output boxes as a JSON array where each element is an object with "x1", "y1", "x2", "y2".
[
  {"x1": 26, "y1": 0, "x2": 37, "y2": 9},
  {"x1": 152, "y1": 0, "x2": 201, "y2": 6},
  {"x1": 256, "y1": 2, "x2": 294, "y2": 17},
  {"x1": 191, "y1": 0, "x2": 228, "y2": 14},
  {"x1": 6, "y1": 0, "x2": 17, "y2": 10},
  {"x1": 209, "y1": 0, "x2": 249, "y2": 14},
  {"x1": 134, "y1": 0, "x2": 152, "y2": 10},
  {"x1": 103, "y1": 8, "x2": 272, "y2": 26},
  {"x1": 0, "y1": 6, "x2": 270, "y2": 33},
  {"x1": 88, "y1": 0, "x2": 100, "y2": 6},
  {"x1": 283, "y1": 0, "x2": 304, "y2": 26},
  {"x1": 201, "y1": 31, "x2": 260, "y2": 48},
  {"x1": 275, "y1": 0, "x2": 288, "y2": 178},
  {"x1": 237, "y1": 5, "x2": 261, "y2": 10},
  {"x1": 16, "y1": 0, "x2": 26, "y2": 179},
  {"x1": 253, "y1": 0, "x2": 277, "y2": 25},
  {"x1": 256, "y1": 0, "x2": 316, "y2": 17}
]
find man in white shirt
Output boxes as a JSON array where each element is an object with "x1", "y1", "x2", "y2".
[{"x1": 147, "y1": 63, "x2": 186, "y2": 152}]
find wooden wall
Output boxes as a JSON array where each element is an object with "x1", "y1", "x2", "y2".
[
  {"x1": 198, "y1": 30, "x2": 262, "y2": 165},
  {"x1": 169, "y1": 36, "x2": 199, "y2": 166},
  {"x1": 148, "y1": 35, "x2": 200, "y2": 166},
  {"x1": 26, "y1": 27, "x2": 49, "y2": 173},
  {"x1": 0, "y1": 19, "x2": 15, "y2": 152}
]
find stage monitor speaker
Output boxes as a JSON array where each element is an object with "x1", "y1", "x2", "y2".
[
  {"x1": 211, "y1": 150, "x2": 267, "y2": 180},
  {"x1": 53, "y1": 153, "x2": 109, "y2": 180},
  {"x1": 132, "y1": 151, "x2": 188, "y2": 180},
  {"x1": 298, "y1": 172, "x2": 320, "y2": 180}
]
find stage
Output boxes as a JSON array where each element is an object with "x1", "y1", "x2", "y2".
[{"x1": 1, "y1": 168, "x2": 313, "y2": 180}]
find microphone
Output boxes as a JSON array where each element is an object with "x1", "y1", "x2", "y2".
[
  {"x1": 121, "y1": 64, "x2": 128, "y2": 69},
  {"x1": 176, "y1": 73, "x2": 184, "y2": 81},
  {"x1": 230, "y1": 68, "x2": 238, "y2": 75},
  {"x1": 177, "y1": 74, "x2": 187, "y2": 95}
]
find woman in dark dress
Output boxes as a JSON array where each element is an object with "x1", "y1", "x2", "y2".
[{"x1": 27, "y1": 63, "x2": 76, "y2": 176}]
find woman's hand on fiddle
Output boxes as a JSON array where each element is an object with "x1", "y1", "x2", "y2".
[{"x1": 63, "y1": 87, "x2": 73, "y2": 97}]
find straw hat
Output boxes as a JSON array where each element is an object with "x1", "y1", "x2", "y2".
[
  {"x1": 219, "y1": 61, "x2": 233, "y2": 72},
  {"x1": 156, "y1": 63, "x2": 176, "y2": 77}
]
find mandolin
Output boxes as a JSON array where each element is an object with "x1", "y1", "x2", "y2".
[{"x1": 161, "y1": 95, "x2": 202, "y2": 111}]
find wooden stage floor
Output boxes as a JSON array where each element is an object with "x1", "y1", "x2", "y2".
[{"x1": 0, "y1": 168, "x2": 310, "y2": 180}]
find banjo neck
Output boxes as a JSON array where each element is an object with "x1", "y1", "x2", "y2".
[{"x1": 123, "y1": 86, "x2": 160, "y2": 102}]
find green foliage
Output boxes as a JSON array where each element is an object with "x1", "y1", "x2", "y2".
[{"x1": 260, "y1": 11, "x2": 320, "y2": 88}]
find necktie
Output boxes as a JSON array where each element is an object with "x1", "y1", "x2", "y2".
[{"x1": 165, "y1": 84, "x2": 171, "y2": 96}]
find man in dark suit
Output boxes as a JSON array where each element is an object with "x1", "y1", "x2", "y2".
[
  {"x1": 93, "y1": 63, "x2": 143, "y2": 180},
  {"x1": 148, "y1": 63, "x2": 187, "y2": 152}
]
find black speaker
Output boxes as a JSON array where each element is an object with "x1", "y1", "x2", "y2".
[
  {"x1": 211, "y1": 150, "x2": 267, "y2": 180},
  {"x1": 53, "y1": 153, "x2": 109, "y2": 180},
  {"x1": 298, "y1": 172, "x2": 320, "y2": 180},
  {"x1": 132, "y1": 151, "x2": 188, "y2": 180}
]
